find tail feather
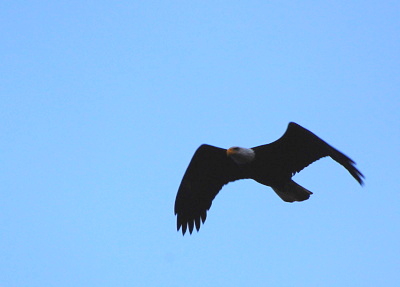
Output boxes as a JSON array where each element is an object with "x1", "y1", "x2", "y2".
[{"x1": 272, "y1": 180, "x2": 313, "y2": 202}]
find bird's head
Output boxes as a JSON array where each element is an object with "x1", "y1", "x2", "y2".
[{"x1": 227, "y1": 146, "x2": 255, "y2": 165}]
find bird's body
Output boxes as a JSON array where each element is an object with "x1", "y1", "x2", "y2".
[{"x1": 174, "y1": 122, "x2": 364, "y2": 235}]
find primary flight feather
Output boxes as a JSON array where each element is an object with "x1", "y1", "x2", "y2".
[{"x1": 174, "y1": 122, "x2": 364, "y2": 235}]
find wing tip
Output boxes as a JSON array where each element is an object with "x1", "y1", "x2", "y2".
[
  {"x1": 347, "y1": 163, "x2": 365, "y2": 186},
  {"x1": 355, "y1": 170, "x2": 365, "y2": 186},
  {"x1": 176, "y1": 213, "x2": 207, "y2": 236}
]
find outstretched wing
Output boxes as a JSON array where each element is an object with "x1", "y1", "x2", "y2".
[
  {"x1": 174, "y1": 144, "x2": 244, "y2": 235},
  {"x1": 252, "y1": 122, "x2": 364, "y2": 184}
]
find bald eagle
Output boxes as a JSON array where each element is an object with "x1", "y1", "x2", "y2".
[{"x1": 174, "y1": 122, "x2": 364, "y2": 235}]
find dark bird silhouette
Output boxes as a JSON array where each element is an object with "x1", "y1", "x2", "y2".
[{"x1": 174, "y1": 122, "x2": 364, "y2": 235}]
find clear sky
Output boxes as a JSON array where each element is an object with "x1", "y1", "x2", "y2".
[{"x1": 1, "y1": 1, "x2": 399, "y2": 286}]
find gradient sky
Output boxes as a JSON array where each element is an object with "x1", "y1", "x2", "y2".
[{"x1": 1, "y1": 1, "x2": 399, "y2": 286}]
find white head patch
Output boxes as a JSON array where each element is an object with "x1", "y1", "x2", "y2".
[{"x1": 227, "y1": 147, "x2": 255, "y2": 165}]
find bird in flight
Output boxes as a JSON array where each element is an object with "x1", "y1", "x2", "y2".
[{"x1": 174, "y1": 122, "x2": 364, "y2": 235}]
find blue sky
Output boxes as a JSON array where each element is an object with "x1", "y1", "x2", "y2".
[{"x1": 1, "y1": 1, "x2": 399, "y2": 286}]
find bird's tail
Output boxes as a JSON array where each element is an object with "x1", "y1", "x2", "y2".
[{"x1": 272, "y1": 180, "x2": 313, "y2": 202}]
